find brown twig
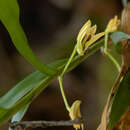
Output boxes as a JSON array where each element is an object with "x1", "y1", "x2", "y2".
[{"x1": 10, "y1": 118, "x2": 84, "y2": 130}]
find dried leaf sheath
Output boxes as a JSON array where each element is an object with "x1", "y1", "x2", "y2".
[
  {"x1": 111, "y1": 3, "x2": 130, "y2": 130},
  {"x1": 98, "y1": 3, "x2": 130, "y2": 130},
  {"x1": 121, "y1": 2, "x2": 130, "y2": 70}
]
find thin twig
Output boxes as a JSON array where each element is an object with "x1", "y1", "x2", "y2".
[{"x1": 10, "y1": 118, "x2": 84, "y2": 130}]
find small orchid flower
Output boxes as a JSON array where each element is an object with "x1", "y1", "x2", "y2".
[
  {"x1": 69, "y1": 100, "x2": 84, "y2": 130},
  {"x1": 105, "y1": 15, "x2": 120, "y2": 33},
  {"x1": 77, "y1": 20, "x2": 105, "y2": 56},
  {"x1": 104, "y1": 15, "x2": 121, "y2": 72}
]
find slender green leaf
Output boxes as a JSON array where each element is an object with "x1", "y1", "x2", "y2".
[
  {"x1": 0, "y1": 39, "x2": 104, "y2": 125},
  {"x1": 0, "y1": 60, "x2": 66, "y2": 109},
  {"x1": 9, "y1": 104, "x2": 29, "y2": 130},
  {"x1": 108, "y1": 68, "x2": 130, "y2": 130},
  {"x1": 0, "y1": 0, "x2": 56, "y2": 75},
  {"x1": 110, "y1": 32, "x2": 130, "y2": 44},
  {"x1": 0, "y1": 107, "x2": 8, "y2": 118},
  {"x1": 11, "y1": 104, "x2": 29, "y2": 122}
]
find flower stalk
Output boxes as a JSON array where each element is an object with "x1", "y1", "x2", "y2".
[
  {"x1": 58, "y1": 16, "x2": 121, "y2": 130},
  {"x1": 104, "y1": 16, "x2": 121, "y2": 72}
]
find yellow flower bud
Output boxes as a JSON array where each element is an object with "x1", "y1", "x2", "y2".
[
  {"x1": 77, "y1": 20, "x2": 105, "y2": 56},
  {"x1": 77, "y1": 20, "x2": 91, "y2": 44},
  {"x1": 77, "y1": 20, "x2": 91, "y2": 55},
  {"x1": 69, "y1": 100, "x2": 84, "y2": 130},
  {"x1": 105, "y1": 15, "x2": 120, "y2": 33}
]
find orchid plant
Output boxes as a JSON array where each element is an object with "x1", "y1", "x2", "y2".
[{"x1": 0, "y1": 0, "x2": 129, "y2": 130}]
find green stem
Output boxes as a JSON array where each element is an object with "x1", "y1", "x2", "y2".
[
  {"x1": 104, "y1": 32, "x2": 108, "y2": 53},
  {"x1": 61, "y1": 45, "x2": 77, "y2": 77},
  {"x1": 0, "y1": 40, "x2": 104, "y2": 125},
  {"x1": 106, "y1": 51, "x2": 120, "y2": 72},
  {"x1": 59, "y1": 45, "x2": 78, "y2": 112},
  {"x1": 104, "y1": 33, "x2": 121, "y2": 72},
  {"x1": 58, "y1": 77, "x2": 71, "y2": 112}
]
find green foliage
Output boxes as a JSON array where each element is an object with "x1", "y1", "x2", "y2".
[
  {"x1": 111, "y1": 32, "x2": 130, "y2": 44},
  {"x1": 0, "y1": 0, "x2": 56, "y2": 76},
  {"x1": 9, "y1": 104, "x2": 29, "y2": 130},
  {"x1": 0, "y1": 59, "x2": 64, "y2": 124},
  {"x1": 108, "y1": 68, "x2": 130, "y2": 130},
  {"x1": 0, "y1": 40, "x2": 104, "y2": 125},
  {"x1": 0, "y1": 0, "x2": 130, "y2": 129},
  {"x1": 110, "y1": 31, "x2": 130, "y2": 54}
]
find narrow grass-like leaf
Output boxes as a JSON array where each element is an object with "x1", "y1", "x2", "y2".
[
  {"x1": 11, "y1": 104, "x2": 29, "y2": 122},
  {"x1": 110, "y1": 32, "x2": 130, "y2": 44},
  {"x1": 0, "y1": 60, "x2": 66, "y2": 109},
  {"x1": 0, "y1": 0, "x2": 56, "y2": 75},
  {"x1": 108, "y1": 68, "x2": 130, "y2": 130},
  {"x1": 0, "y1": 39, "x2": 104, "y2": 125},
  {"x1": 9, "y1": 104, "x2": 29, "y2": 130}
]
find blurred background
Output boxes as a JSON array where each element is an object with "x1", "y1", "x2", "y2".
[{"x1": 0, "y1": 0, "x2": 124, "y2": 129}]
